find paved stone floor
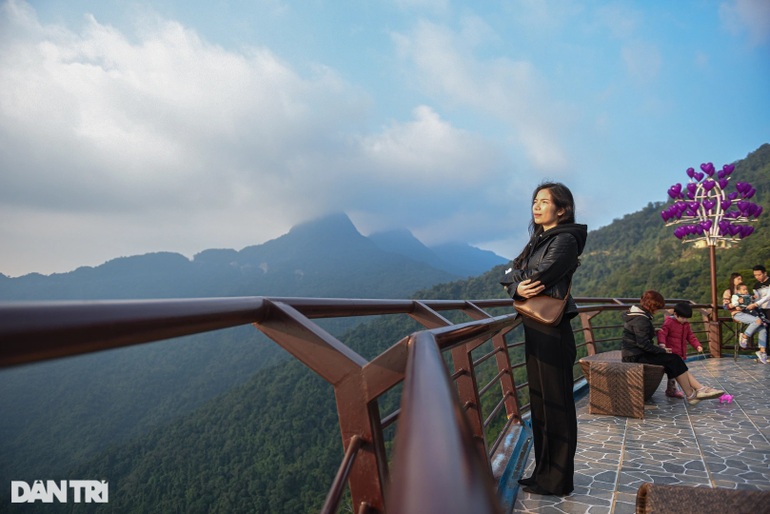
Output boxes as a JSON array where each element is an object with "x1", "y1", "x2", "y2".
[{"x1": 513, "y1": 356, "x2": 770, "y2": 513}]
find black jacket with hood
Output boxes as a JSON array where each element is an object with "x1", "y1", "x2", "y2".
[
  {"x1": 501, "y1": 223, "x2": 588, "y2": 320},
  {"x1": 621, "y1": 305, "x2": 667, "y2": 360}
]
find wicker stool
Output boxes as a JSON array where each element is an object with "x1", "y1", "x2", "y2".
[
  {"x1": 579, "y1": 350, "x2": 665, "y2": 401},
  {"x1": 636, "y1": 482, "x2": 770, "y2": 513},
  {"x1": 587, "y1": 361, "x2": 645, "y2": 419}
]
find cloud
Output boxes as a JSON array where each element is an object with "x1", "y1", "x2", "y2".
[
  {"x1": 393, "y1": 18, "x2": 570, "y2": 174},
  {"x1": 394, "y1": 0, "x2": 450, "y2": 15},
  {"x1": 0, "y1": 1, "x2": 357, "y2": 214},
  {"x1": 720, "y1": 0, "x2": 770, "y2": 46},
  {"x1": 620, "y1": 41, "x2": 662, "y2": 82},
  {"x1": 595, "y1": 3, "x2": 642, "y2": 39},
  {"x1": 0, "y1": 1, "x2": 520, "y2": 275},
  {"x1": 358, "y1": 105, "x2": 496, "y2": 187}
]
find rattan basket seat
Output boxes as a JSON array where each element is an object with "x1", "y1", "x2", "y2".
[
  {"x1": 636, "y1": 482, "x2": 770, "y2": 513},
  {"x1": 579, "y1": 350, "x2": 665, "y2": 401}
]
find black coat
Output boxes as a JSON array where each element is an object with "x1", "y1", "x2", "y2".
[
  {"x1": 621, "y1": 305, "x2": 667, "y2": 359},
  {"x1": 501, "y1": 223, "x2": 588, "y2": 319}
]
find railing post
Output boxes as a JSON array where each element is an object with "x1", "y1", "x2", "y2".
[
  {"x1": 580, "y1": 311, "x2": 600, "y2": 355},
  {"x1": 462, "y1": 303, "x2": 520, "y2": 423},
  {"x1": 253, "y1": 300, "x2": 388, "y2": 512},
  {"x1": 409, "y1": 302, "x2": 490, "y2": 466},
  {"x1": 492, "y1": 331, "x2": 520, "y2": 422},
  {"x1": 333, "y1": 375, "x2": 388, "y2": 513},
  {"x1": 707, "y1": 309, "x2": 722, "y2": 358},
  {"x1": 450, "y1": 343, "x2": 487, "y2": 462}
]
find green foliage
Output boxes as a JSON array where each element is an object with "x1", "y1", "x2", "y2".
[
  {"x1": 576, "y1": 144, "x2": 770, "y2": 302},
  {"x1": 0, "y1": 329, "x2": 289, "y2": 496},
  {"x1": 412, "y1": 142, "x2": 770, "y2": 305}
]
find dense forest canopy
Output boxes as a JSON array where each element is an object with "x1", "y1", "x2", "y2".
[
  {"x1": 448, "y1": 143, "x2": 770, "y2": 304},
  {"x1": 574, "y1": 145, "x2": 769, "y2": 302}
]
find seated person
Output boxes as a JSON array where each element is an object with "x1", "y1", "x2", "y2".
[
  {"x1": 730, "y1": 282, "x2": 769, "y2": 363},
  {"x1": 622, "y1": 290, "x2": 724, "y2": 405}
]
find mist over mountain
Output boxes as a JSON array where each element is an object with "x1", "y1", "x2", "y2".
[
  {"x1": 0, "y1": 212, "x2": 504, "y2": 299},
  {"x1": 369, "y1": 228, "x2": 507, "y2": 277}
]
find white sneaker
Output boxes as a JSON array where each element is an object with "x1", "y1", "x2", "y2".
[
  {"x1": 696, "y1": 386, "x2": 724, "y2": 399},
  {"x1": 739, "y1": 334, "x2": 748, "y2": 349},
  {"x1": 757, "y1": 351, "x2": 768, "y2": 364}
]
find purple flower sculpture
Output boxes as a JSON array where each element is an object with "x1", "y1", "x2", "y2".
[{"x1": 663, "y1": 161, "x2": 760, "y2": 247}]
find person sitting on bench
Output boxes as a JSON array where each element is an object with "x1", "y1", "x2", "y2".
[{"x1": 622, "y1": 290, "x2": 724, "y2": 405}]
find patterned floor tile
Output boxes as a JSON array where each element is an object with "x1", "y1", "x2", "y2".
[{"x1": 510, "y1": 356, "x2": 770, "y2": 513}]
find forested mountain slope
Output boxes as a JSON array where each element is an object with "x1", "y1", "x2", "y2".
[
  {"x1": 575, "y1": 144, "x2": 769, "y2": 301},
  {"x1": 0, "y1": 213, "x2": 497, "y2": 505},
  {"x1": 426, "y1": 144, "x2": 770, "y2": 303}
]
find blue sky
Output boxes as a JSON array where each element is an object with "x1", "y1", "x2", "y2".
[{"x1": 1, "y1": 0, "x2": 768, "y2": 277}]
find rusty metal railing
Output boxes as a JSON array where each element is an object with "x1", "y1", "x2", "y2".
[{"x1": 0, "y1": 295, "x2": 713, "y2": 513}]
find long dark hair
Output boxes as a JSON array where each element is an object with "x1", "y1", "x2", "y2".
[
  {"x1": 726, "y1": 272, "x2": 742, "y2": 296},
  {"x1": 512, "y1": 182, "x2": 576, "y2": 268}
]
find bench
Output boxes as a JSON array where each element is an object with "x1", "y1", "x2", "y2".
[
  {"x1": 578, "y1": 350, "x2": 665, "y2": 419},
  {"x1": 636, "y1": 482, "x2": 770, "y2": 513}
]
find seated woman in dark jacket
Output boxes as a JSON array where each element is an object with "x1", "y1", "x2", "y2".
[{"x1": 622, "y1": 290, "x2": 724, "y2": 405}]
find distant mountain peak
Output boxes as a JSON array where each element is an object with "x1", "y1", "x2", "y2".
[
  {"x1": 368, "y1": 227, "x2": 507, "y2": 277},
  {"x1": 369, "y1": 228, "x2": 445, "y2": 269},
  {"x1": 288, "y1": 212, "x2": 360, "y2": 238}
]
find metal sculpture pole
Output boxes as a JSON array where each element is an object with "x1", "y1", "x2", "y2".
[{"x1": 662, "y1": 162, "x2": 762, "y2": 356}]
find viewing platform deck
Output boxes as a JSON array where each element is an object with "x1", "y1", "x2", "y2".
[{"x1": 513, "y1": 355, "x2": 770, "y2": 513}]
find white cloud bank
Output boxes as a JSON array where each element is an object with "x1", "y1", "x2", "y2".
[
  {"x1": 1, "y1": 0, "x2": 766, "y2": 277},
  {"x1": 0, "y1": 0, "x2": 513, "y2": 276}
]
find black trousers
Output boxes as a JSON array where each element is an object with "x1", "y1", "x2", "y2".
[
  {"x1": 623, "y1": 352, "x2": 688, "y2": 380},
  {"x1": 523, "y1": 316, "x2": 577, "y2": 495}
]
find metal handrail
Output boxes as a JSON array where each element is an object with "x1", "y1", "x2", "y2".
[
  {"x1": 386, "y1": 331, "x2": 503, "y2": 514},
  {"x1": 0, "y1": 297, "x2": 516, "y2": 368},
  {"x1": 0, "y1": 296, "x2": 518, "y2": 513},
  {"x1": 0, "y1": 295, "x2": 715, "y2": 513}
]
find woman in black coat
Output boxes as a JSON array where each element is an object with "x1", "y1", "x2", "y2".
[
  {"x1": 501, "y1": 182, "x2": 587, "y2": 496},
  {"x1": 622, "y1": 290, "x2": 724, "y2": 405}
]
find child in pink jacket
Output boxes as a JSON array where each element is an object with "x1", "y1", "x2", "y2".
[{"x1": 657, "y1": 302, "x2": 703, "y2": 398}]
